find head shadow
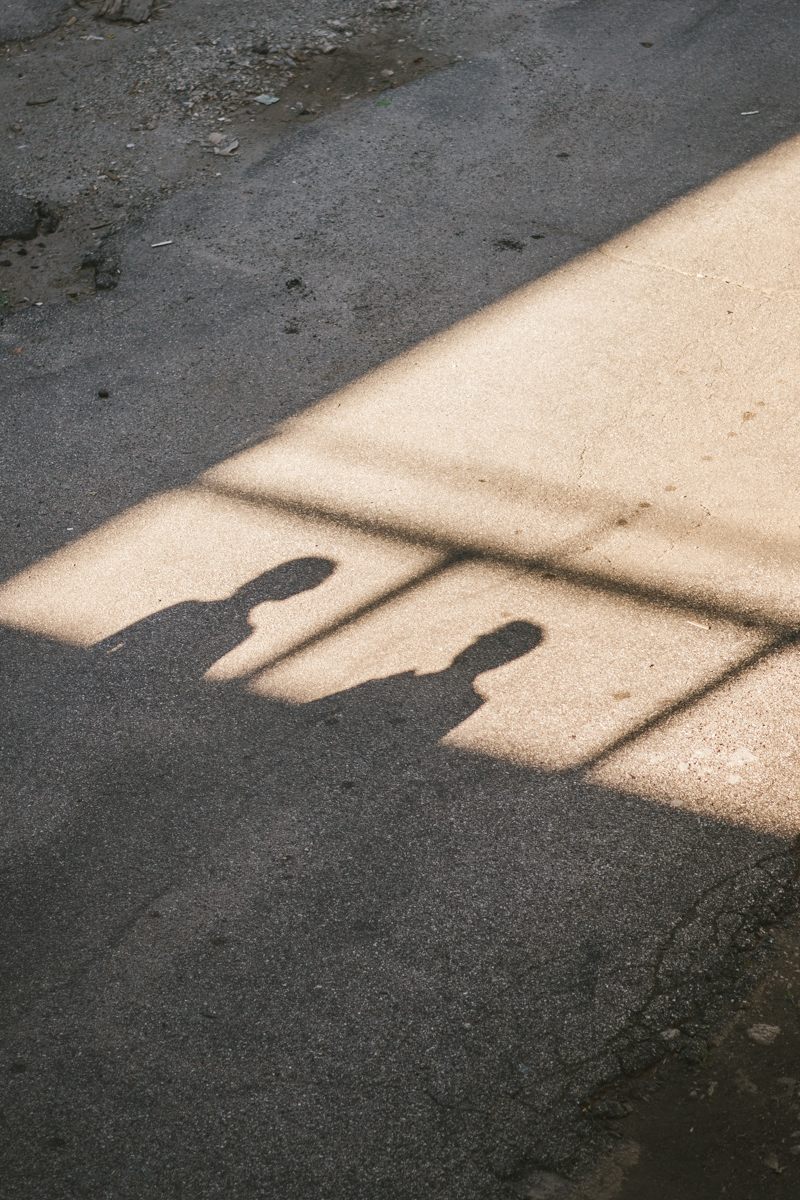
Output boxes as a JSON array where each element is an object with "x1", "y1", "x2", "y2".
[
  {"x1": 449, "y1": 620, "x2": 544, "y2": 679},
  {"x1": 232, "y1": 556, "x2": 336, "y2": 608}
]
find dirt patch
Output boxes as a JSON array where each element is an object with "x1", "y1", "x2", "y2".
[
  {"x1": 257, "y1": 34, "x2": 449, "y2": 112},
  {"x1": 1, "y1": 1, "x2": 448, "y2": 313},
  {"x1": 583, "y1": 920, "x2": 800, "y2": 1198}
]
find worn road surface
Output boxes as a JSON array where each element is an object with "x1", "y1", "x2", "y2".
[{"x1": 2, "y1": 2, "x2": 800, "y2": 1197}]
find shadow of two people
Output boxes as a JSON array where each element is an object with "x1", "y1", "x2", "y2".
[
  {"x1": 2, "y1": 556, "x2": 795, "y2": 1200},
  {"x1": 90, "y1": 555, "x2": 544, "y2": 756},
  {"x1": 0, "y1": 554, "x2": 543, "y2": 1028}
]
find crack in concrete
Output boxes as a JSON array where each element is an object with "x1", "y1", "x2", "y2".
[
  {"x1": 534, "y1": 845, "x2": 800, "y2": 1101},
  {"x1": 599, "y1": 245, "x2": 796, "y2": 300},
  {"x1": 376, "y1": 843, "x2": 799, "y2": 1142},
  {"x1": 575, "y1": 437, "x2": 589, "y2": 488},
  {"x1": 651, "y1": 503, "x2": 711, "y2": 563}
]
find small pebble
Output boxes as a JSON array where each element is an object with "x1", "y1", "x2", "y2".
[{"x1": 747, "y1": 1024, "x2": 780, "y2": 1045}]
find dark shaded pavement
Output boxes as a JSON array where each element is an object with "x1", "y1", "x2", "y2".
[
  {"x1": 1, "y1": 567, "x2": 793, "y2": 1197},
  {"x1": 4, "y1": 3, "x2": 800, "y2": 1197}
]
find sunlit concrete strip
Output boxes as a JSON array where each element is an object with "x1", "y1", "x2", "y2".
[
  {"x1": 2, "y1": 135, "x2": 800, "y2": 797},
  {"x1": 251, "y1": 557, "x2": 771, "y2": 767},
  {"x1": 0, "y1": 487, "x2": 445, "y2": 673},
  {"x1": 601, "y1": 130, "x2": 800, "y2": 297},
  {"x1": 202, "y1": 133, "x2": 800, "y2": 629},
  {"x1": 587, "y1": 636, "x2": 800, "y2": 839}
]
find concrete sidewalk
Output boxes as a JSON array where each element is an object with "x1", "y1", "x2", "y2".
[{"x1": 2, "y1": 2, "x2": 800, "y2": 1197}]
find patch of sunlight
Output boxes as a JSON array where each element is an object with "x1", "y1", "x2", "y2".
[
  {"x1": 0, "y1": 487, "x2": 442, "y2": 670},
  {"x1": 2, "y1": 134, "x2": 800, "y2": 836}
]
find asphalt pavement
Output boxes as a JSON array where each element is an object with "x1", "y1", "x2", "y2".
[{"x1": 2, "y1": 2, "x2": 800, "y2": 1198}]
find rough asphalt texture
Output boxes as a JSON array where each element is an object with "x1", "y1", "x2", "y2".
[
  {"x1": 597, "y1": 921, "x2": 800, "y2": 1198},
  {"x1": 0, "y1": 0, "x2": 68, "y2": 43},
  {"x1": 2, "y1": 2, "x2": 800, "y2": 1198}
]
